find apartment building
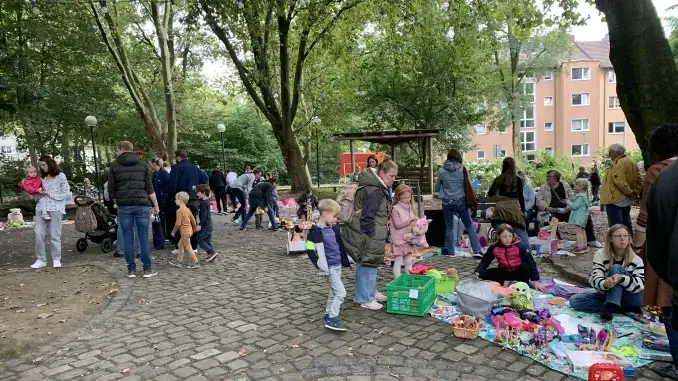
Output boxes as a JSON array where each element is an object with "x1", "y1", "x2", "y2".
[{"x1": 469, "y1": 36, "x2": 639, "y2": 164}]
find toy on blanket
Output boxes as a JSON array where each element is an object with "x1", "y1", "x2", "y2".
[
  {"x1": 502, "y1": 282, "x2": 534, "y2": 311},
  {"x1": 404, "y1": 218, "x2": 432, "y2": 248}
]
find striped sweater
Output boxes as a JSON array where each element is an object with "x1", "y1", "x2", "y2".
[{"x1": 589, "y1": 248, "x2": 645, "y2": 294}]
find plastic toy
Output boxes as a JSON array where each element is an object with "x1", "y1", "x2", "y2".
[
  {"x1": 503, "y1": 282, "x2": 534, "y2": 311},
  {"x1": 609, "y1": 345, "x2": 638, "y2": 359},
  {"x1": 588, "y1": 363, "x2": 624, "y2": 381},
  {"x1": 404, "y1": 218, "x2": 432, "y2": 248}
]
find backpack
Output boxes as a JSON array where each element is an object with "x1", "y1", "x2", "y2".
[
  {"x1": 336, "y1": 183, "x2": 359, "y2": 223},
  {"x1": 75, "y1": 206, "x2": 98, "y2": 233}
]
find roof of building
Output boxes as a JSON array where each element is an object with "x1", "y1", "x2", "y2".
[
  {"x1": 570, "y1": 39, "x2": 613, "y2": 68},
  {"x1": 333, "y1": 129, "x2": 440, "y2": 145}
]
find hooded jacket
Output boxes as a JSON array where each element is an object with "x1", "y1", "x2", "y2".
[
  {"x1": 436, "y1": 160, "x2": 465, "y2": 204},
  {"x1": 340, "y1": 168, "x2": 391, "y2": 266},
  {"x1": 168, "y1": 159, "x2": 208, "y2": 200},
  {"x1": 108, "y1": 151, "x2": 154, "y2": 207},
  {"x1": 475, "y1": 238, "x2": 540, "y2": 281},
  {"x1": 209, "y1": 169, "x2": 226, "y2": 189}
]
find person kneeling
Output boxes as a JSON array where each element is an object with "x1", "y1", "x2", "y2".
[
  {"x1": 474, "y1": 224, "x2": 546, "y2": 292},
  {"x1": 570, "y1": 224, "x2": 644, "y2": 321}
]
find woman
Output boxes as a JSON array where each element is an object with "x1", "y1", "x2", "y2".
[
  {"x1": 570, "y1": 225, "x2": 645, "y2": 321},
  {"x1": 342, "y1": 160, "x2": 398, "y2": 310},
  {"x1": 150, "y1": 158, "x2": 170, "y2": 232},
  {"x1": 590, "y1": 165, "x2": 601, "y2": 202},
  {"x1": 435, "y1": 149, "x2": 482, "y2": 256},
  {"x1": 209, "y1": 168, "x2": 228, "y2": 214},
  {"x1": 518, "y1": 171, "x2": 536, "y2": 228},
  {"x1": 365, "y1": 155, "x2": 379, "y2": 170},
  {"x1": 535, "y1": 170, "x2": 601, "y2": 247},
  {"x1": 80, "y1": 178, "x2": 98, "y2": 198},
  {"x1": 31, "y1": 155, "x2": 71, "y2": 269},
  {"x1": 487, "y1": 157, "x2": 529, "y2": 245}
]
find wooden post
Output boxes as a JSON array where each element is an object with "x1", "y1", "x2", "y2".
[
  {"x1": 349, "y1": 139, "x2": 355, "y2": 173},
  {"x1": 390, "y1": 144, "x2": 396, "y2": 162},
  {"x1": 428, "y1": 136, "x2": 434, "y2": 197}
]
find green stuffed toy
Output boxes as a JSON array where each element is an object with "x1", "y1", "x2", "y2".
[{"x1": 502, "y1": 282, "x2": 534, "y2": 311}]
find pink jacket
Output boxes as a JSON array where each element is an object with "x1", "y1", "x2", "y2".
[{"x1": 391, "y1": 202, "x2": 415, "y2": 245}]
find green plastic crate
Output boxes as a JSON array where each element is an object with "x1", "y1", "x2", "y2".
[{"x1": 386, "y1": 274, "x2": 436, "y2": 316}]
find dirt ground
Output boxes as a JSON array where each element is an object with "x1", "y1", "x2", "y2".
[{"x1": 0, "y1": 266, "x2": 113, "y2": 360}]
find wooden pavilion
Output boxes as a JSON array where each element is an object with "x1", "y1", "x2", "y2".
[{"x1": 333, "y1": 129, "x2": 441, "y2": 198}]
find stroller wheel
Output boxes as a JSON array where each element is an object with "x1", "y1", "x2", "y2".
[
  {"x1": 76, "y1": 238, "x2": 88, "y2": 252},
  {"x1": 100, "y1": 238, "x2": 114, "y2": 253}
]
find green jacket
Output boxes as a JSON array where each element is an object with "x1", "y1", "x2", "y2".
[{"x1": 340, "y1": 168, "x2": 390, "y2": 266}]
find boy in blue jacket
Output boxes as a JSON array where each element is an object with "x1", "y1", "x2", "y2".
[{"x1": 306, "y1": 199, "x2": 351, "y2": 331}]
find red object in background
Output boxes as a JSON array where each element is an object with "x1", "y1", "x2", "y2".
[
  {"x1": 338, "y1": 152, "x2": 385, "y2": 177},
  {"x1": 588, "y1": 364, "x2": 624, "y2": 381}
]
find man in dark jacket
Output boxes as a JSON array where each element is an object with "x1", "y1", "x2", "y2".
[
  {"x1": 647, "y1": 159, "x2": 678, "y2": 380},
  {"x1": 166, "y1": 151, "x2": 208, "y2": 251},
  {"x1": 108, "y1": 141, "x2": 160, "y2": 279},
  {"x1": 239, "y1": 178, "x2": 280, "y2": 231}
]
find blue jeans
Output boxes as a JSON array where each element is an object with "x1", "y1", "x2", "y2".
[
  {"x1": 241, "y1": 198, "x2": 279, "y2": 229},
  {"x1": 271, "y1": 201, "x2": 279, "y2": 218},
  {"x1": 663, "y1": 307, "x2": 678, "y2": 366},
  {"x1": 326, "y1": 267, "x2": 346, "y2": 318},
  {"x1": 116, "y1": 219, "x2": 139, "y2": 255},
  {"x1": 117, "y1": 206, "x2": 152, "y2": 272},
  {"x1": 606, "y1": 204, "x2": 633, "y2": 235},
  {"x1": 196, "y1": 227, "x2": 214, "y2": 255},
  {"x1": 354, "y1": 264, "x2": 377, "y2": 304},
  {"x1": 442, "y1": 202, "x2": 481, "y2": 255},
  {"x1": 231, "y1": 188, "x2": 247, "y2": 220},
  {"x1": 569, "y1": 265, "x2": 643, "y2": 312}
]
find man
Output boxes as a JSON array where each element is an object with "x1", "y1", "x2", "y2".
[
  {"x1": 230, "y1": 169, "x2": 260, "y2": 223},
  {"x1": 108, "y1": 141, "x2": 160, "y2": 278},
  {"x1": 166, "y1": 151, "x2": 208, "y2": 253},
  {"x1": 600, "y1": 144, "x2": 643, "y2": 233},
  {"x1": 575, "y1": 166, "x2": 590, "y2": 180},
  {"x1": 239, "y1": 177, "x2": 281, "y2": 231},
  {"x1": 225, "y1": 169, "x2": 238, "y2": 212},
  {"x1": 643, "y1": 125, "x2": 678, "y2": 380}
]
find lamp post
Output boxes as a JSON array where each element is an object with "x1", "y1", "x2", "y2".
[
  {"x1": 85, "y1": 115, "x2": 101, "y2": 199},
  {"x1": 313, "y1": 118, "x2": 321, "y2": 188},
  {"x1": 217, "y1": 123, "x2": 226, "y2": 173}
]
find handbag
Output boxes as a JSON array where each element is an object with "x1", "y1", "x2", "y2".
[
  {"x1": 152, "y1": 214, "x2": 165, "y2": 250},
  {"x1": 463, "y1": 167, "x2": 478, "y2": 208}
]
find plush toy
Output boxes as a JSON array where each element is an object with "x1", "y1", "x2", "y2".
[
  {"x1": 503, "y1": 282, "x2": 534, "y2": 311},
  {"x1": 404, "y1": 218, "x2": 432, "y2": 248}
]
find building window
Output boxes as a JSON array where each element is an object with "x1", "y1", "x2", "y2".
[
  {"x1": 545, "y1": 147, "x2": 554, "y2": 154},
  {"x1": 572, "y1": 67, "x2": 591, "y2": 80},
  {"x1": 608, "y1": 121, "x2": 625, "y2": 134},
  {"x1": 608, "y1": 96, "x2": 621, "y2": 109},
  {"x1": 544, "y1": 122, "x2": 553, "y2": 131},
  {"x1": 543, "y1": 72, "x2": 553, "y2": 80},
  {"x1": 571, "y1": 119, "x2": 590, "y2": 132},
  {"x1": 521, "y1": 106, "x2": 535, "y2": 128},
  {"x1": 492, "y1": 144, "x2": 504, "y2": 158},
  {"x1": 477, "y1": 150, "x2": 486, "y2": 160},
  {"x1": 520, "y1": 131, "x2": 536, "y2": 153},
  {"x1": 571, "y1": 93, "x2": 591, "y2": 106},
  {"x1": 523, "y1": 82, "x2": 535, "y2": 103},
  {"x1": 475, "y1": 125, "x2": 487, "y2": 135},
  {"x1": 571, "y1": 144, "x2": 590, "y2": 157},
  {"x1": 608, "y1": 71, "x2": 616, "y2": 83},
  {"x1": 544, "y1": 96, "x2": 553, "y2": 106}
]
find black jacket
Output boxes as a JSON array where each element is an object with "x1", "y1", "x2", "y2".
[
  {"x1": 108, "y1": 152, "x2": 154, "y2": 207},
  {"x1": 646, "y1": 161, "x2": 678, "y2": 327},
  {"x1": 249, "y1": 181, "x2": 275, "y2": 206},
  {"x1": 209, "y1": 169, "x2": 225, "y2": 190}
]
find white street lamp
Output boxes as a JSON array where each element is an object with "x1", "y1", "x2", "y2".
[{"x1": 217, "y1": 124, "x2": 226, "y2": 172}]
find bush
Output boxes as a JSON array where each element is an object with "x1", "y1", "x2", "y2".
[
  {"x1": 0, "y1": 156, "x2": 26, "y2": 199},
  {"x1": 0, "y1": 197, "x2": 36, "y2": 218},
  {"x1": 465, "y1": 160, "x2": 502, "y2": 191}
]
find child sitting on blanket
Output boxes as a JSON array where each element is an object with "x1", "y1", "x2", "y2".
[
  {"x1": 390, "y1": 184, "x2": 417, "y2": 279},
  {"x1": 475, "y1": 224, "x2": 546, "y2": 292}
]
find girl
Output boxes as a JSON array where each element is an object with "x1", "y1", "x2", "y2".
[
  {"x1": 390, "y1": 184, "x2": 418, "y2": 278},
  {"x1": 567, "y1": 178, "x2": 592, "y2": 254},
  {"x1": 475, "y1": 224, "x2": 546, "y2": 291},
  {"x1": 570, "y1": 225, "x2": 645, "y2": 321},
  {"x1": 19, "y1": 165, "x2": 49, "y2": 220},
  {"x1": 296, "y1": 188, "x2": 319, "y2": 220}
]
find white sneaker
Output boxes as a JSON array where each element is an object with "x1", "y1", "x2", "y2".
[
  {"x1": 360, "y1": 301, "x2": 383, "y2": 310},
  {"x1": 375, "y1": 292, "x2": 387, "y2": 302},
  {"x1": 53, "y1": 260, "x2": 62, "y2": 268},
  {"x1": 171, "y1": 249, "x2": 179, "y2": 255},
  {"x1": 588, "y1": 241, "x2": 604, "y2": 248},
  {"x1": 31, "y1": 260, "x2": 47, "y2": 269}
]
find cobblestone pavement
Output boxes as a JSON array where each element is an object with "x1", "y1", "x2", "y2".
[{"x1": 0, "y1": 214, "x2": 663, "y2": 381}]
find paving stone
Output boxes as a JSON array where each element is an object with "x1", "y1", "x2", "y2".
[
  {"x1": 190, "y1": 348, "x2": 221, "y2": 360},
  {"x1": 43, "y1": 365, "x2": 73, "y2": 376},
  {"x1": 227, "y1": 359, "x2": 249, "y2": 371},
  {"x1": 173, "y1": 366, "x2": 199, "y2": 378},
  {"x1": 215, "y1": 351, "x2": 240, "y2": 363}
]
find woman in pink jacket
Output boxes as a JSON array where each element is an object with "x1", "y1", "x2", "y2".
[{"x1": 390, "y1": 184, "x2": 418, "y2": 278}]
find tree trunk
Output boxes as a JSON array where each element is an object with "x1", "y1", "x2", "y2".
[
  {"x1": 596, "y1": 0, "x2": 678, "y2": 166},
  {"x1": 277, "y1": 123, "x2": 312, "y2": 192},
  {"x1": 511, "y1": 114, "x2": 521, "y2": 157},
  {"x1": 151, "y1": 0, "x2": 177, "y2": 155}
]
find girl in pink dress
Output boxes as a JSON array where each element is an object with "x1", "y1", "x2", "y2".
[{"x1": 390, "y1": 184, "x2": 418, "y2": 278}]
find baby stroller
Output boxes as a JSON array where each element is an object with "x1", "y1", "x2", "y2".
[{"x1": 73, "y1": 195, "x2": 117, "y2": 253}]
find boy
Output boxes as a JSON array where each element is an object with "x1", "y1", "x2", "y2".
[
  {"x1": 169, "y1": 192, "x2": 199, "y2": 268},
  {"x1": 195, "y1": 184, "x2": 219, "y2": 262},
  {"x1": 306, "y1": 199, "x2": 351, "y2": 331}
]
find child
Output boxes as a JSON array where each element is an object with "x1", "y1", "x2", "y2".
[
  {"x1": 296, "y1": 188, "x2": 319, "y2": 220},
  {"x1": 290, "y1": 225, "x2": 304, "y2": 242},
  {"x1": 390, "y1": 184, "x2": 417, "y2": 278},
  {"x1": 169, "y1": 192, "x2": 199, "y2": 268},
  {"x1": 475, "y1": 224, "x2": 545, "y2": 292},
  {"x1": 567, "y1": 178, "x2": 592, "y2": 254},
  {"x1": 19, "y1": 166, "x2": 49, "y2": 220},
  {"x1": 306, "y1": 199, "x2": 350, "y2": 331},
  {"x1": 195, "y1": 184, "x2": 219, "y2": 263},
  {"x1": 254, "y1": 207, "x2": 265, "y2": 228}
]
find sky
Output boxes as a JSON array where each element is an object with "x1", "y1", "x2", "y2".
[{"x1": 571, "y1": 0, "x2": 676, "y2": 41}]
